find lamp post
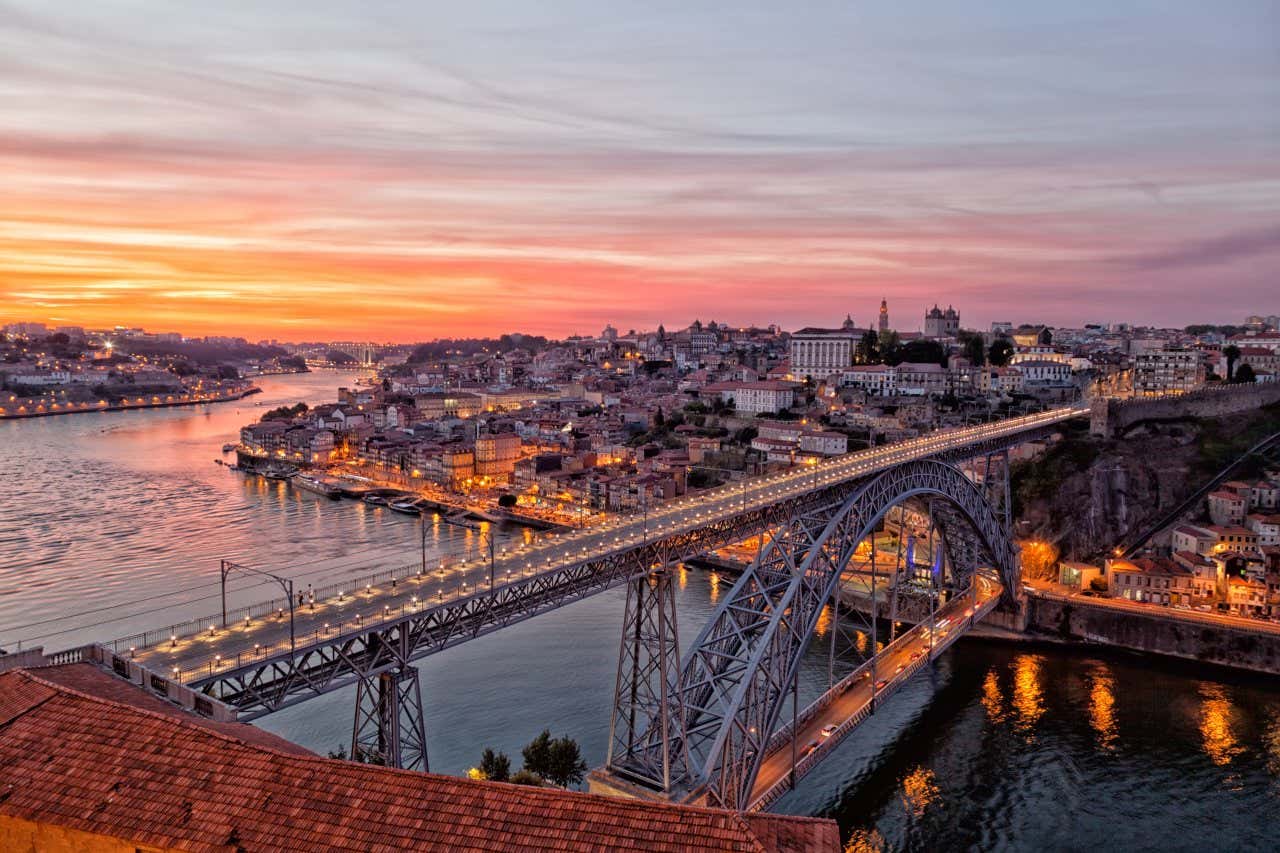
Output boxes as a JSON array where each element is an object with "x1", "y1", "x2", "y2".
[{"x1": 220, "y1": 559, "x2": 297, "y2": 654}]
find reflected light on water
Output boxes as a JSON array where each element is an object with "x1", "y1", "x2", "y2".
[
  {"x1": 1088, "y1": 664, "x2": 1118, "y2": 752},
  {"x1": 708, "y1": 571, "x2": 720, "y2": 603},
  {"x1": 843, "y1": 827, "x2": 887, "y2": 853},
  {"x1": 814, "y1": 603, "x2": 832, "y2": 638},
  {"x1": 981, "y1": 668, "x2": 1006, "y2": 724},
  {"x1": 1012, "y1": 654, "x2": 1045, "y2": 735},
  {"x1": 899, "y1": 766, "x2": 939, "y2": 818},
  {"x1": 678, "y1": 564, "x2": 688, "y2": 591},
  {"x1": 1199, "y1": 683, "x2": 1242, "y2": 766}
]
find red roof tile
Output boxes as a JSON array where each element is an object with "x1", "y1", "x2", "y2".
[{"x1": 0, "y1": 665, "x2": 839, "y2": 852}]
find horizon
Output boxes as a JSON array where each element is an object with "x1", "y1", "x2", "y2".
[{"x1": 2, "y1": 2, "x2": 1278, "y2": 340}]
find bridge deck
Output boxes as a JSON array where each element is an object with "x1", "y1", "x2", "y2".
[
  {"x1": 121, "y1": 407, "x2": 1080, "y2": 705},
  {"x1": 747, "y1": 577, "x2": 1001, "y2": 812}
]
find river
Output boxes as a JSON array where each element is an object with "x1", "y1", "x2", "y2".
[{"x1": 2, "y1": 371, "x2": 1278, "y2": 851}]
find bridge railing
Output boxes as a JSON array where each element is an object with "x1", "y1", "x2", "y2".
[{"x1": 107, "y1": 560, "x2": 423, "y2": 655}]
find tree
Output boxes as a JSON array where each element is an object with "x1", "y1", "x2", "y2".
[
  {"x1": 988, "y1": 338, "x2": 1014, "y2": 367},
  {"x1": 1038, "y1": 327, "x2": 1053, "y2": 346},
  {"x1": 510, "y1": 769, "x2": 543, "y2": 787},
  {"x1": 520, "y1": 730, "x2": 588, "y2": 788},
  {"x1": 1234, "y1": 362, "x2": 1257, "y2": 383},
  {"x1": 217, "y1": 364, "x2": 240, "y2": 380},
  {"x1": 856, "y1": 330, "x2": 880, "y2": 364},
  {"x1": 654, "y1": 407, "x2": 665, "y2": 428},
  {"x1": 1223, "y1": 344, "x2": 1241, "y2": 381},
  {"x1": 887, "y1": 339, "x2": 946, "y2": 367},
  {"x1": 498, "y1": 493, "x2": 517, "y2": 509},
  {"x1": 961, "y1": 334, "x2": 986, "y2": 366},
  {"x1": 326, "y1": 349, "x2": 357, "y2": 365},
  {"x1": 479, "y1": 747, "x2": 511, "y2": 782}
]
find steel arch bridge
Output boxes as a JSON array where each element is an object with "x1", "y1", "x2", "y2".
[{"x1": 606, "y1": 458, "x2": 1018, "y2": 810}]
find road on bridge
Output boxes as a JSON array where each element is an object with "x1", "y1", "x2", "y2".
[
  {"x1": 748, "y1": 576, "x2": 1000, "y2": 810},
  {"x1": 125, "y1": 407, "x2": 1080, "y2": 682}
]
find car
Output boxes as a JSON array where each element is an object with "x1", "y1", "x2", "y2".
[
  {"x1": 801, "y1": 740, "x2": 820, "y2": 758},
  {"x1": 964, "y1": 607, "x2": 974, "y2": 617},
  {"x1": 895, "y1": 663, "x2": 905, "y2": 674},
  {"x1": 820, "y1": 724, "x2": 838, "y2": 739},
  {"x1": 909, "y1": 651, "x2": 922, "y2": 661},
  {"x1": 875, "y1": 679, "x2": 889, "y2": 690}
]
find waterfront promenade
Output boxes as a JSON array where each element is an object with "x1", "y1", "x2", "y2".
[{"x1": 0, "y1": 382, "x2": 258, "y2": 419}]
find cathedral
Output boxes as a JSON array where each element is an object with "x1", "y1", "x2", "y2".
[{"x1": 924, "y1": 304, "x2": 960, "y2": 338}]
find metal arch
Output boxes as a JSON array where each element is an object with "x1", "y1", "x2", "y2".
[{"x1": 653, "y1": 458, "x2": 1018, "y2": 809}]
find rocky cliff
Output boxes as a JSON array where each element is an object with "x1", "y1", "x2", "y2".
[{"x1": 1012, "y1": 401, "x2": 1280, "y2": 564}]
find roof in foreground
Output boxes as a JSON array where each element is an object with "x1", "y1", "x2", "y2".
[{"x1": 0, "y1": 663, "x2": 839, "y2": 853}]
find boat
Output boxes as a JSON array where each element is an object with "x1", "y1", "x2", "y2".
[
  {"x1": 228, "y1": 464, "x2": 241, "y2": 471},
  {"x1": 388, "y1": 498, "x2": 425, "y2": 515},
  {"x1": 263, "y1": 467, "x2": 294, "y2": 481},
  {"x1": 294, "y1": 475, "x2": 342, "y2": 500},
  {"x1": 363, "y1": 494, "x2": 390, "y2": 506},
  {"x1": 221, "y1": 443, "x2": 237, "y2": 453},
  {"x1": 214, "y1": 459, "x2": 223, "y2": 465}
]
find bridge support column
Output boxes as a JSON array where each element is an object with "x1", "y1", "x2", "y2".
[
  {"x1": 605, "y1": 565, "x2": 689, "y2": 793},
  {"x1": 352, "y1": 665, "x2": 428, "y2": 771}
]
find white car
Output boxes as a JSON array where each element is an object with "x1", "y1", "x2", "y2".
[{"x1": 819, "y1": 724, "x2": 838, "y2": 739}]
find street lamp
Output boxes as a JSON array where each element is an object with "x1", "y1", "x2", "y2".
[{"x1": 220, "y1": 559, "x2": 297, "y2": 654}]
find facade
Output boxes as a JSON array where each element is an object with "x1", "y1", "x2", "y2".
[
  {"x1": 923, "y1": 305, "x2": 960, "y2": 339},
  {"x1": 788, "y1": 327, "x2": 858, "y2": 382},
  {"x1": 1133, "y1": 348, "x2": 1201, "y2": 396},
  {"x1": 895, "y1": 362, "x2": 951, "y2": 396},
  {"x1": 706, "y1": 380, "x2": 797, "y2": 414},
  {"x1": 1015, "y1": 360, "x2": 1072, "y2": 385},
  {"x1": 1208, "y1": 490, "x2": 1248, "y2": 526},
  {"x1": 1107, "y1": 556, "x2": 1193, "y2": 606},
  {"x1": 841, "y1": 364, "x2": 897, "y2": 395}
]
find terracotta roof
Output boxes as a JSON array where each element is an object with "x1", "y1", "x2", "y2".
[{"x1": 0, "y1": 664, "x2": 839, "y2": 853}]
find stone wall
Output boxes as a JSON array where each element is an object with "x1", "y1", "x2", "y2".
[
  {"x1": 1090, "y1": 383, "x2": 1280, "y2": 438},
  {"x1": 1025, "y1": 595, "x2": 1280, "y2": 675}
]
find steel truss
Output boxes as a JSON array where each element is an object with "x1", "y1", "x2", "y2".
[
  {"x1": 611, "y1": 458, "x2": 1020, "y2": 810},
  {"x1": 352, "y1": 665, "x2": 428, "y2": 771},
  {"x1": 605, "y1": 565, "x2": 690, "y2": 792},
  {"x1": 188, "y1": 432, "x2": 1036, "y2": 773}
]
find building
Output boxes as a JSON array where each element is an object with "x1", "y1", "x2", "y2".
[
  {"x1": 474, "y1": 432, "x2": 521, "y2": 481},
  {"x1": 1133, "y1": 348, "x2": 1201, "y2": 396},
  {"x1": 1015, "y1": 360, "x2": 1071, "y2": 386},
  {"x1": 1208, "y1": 490, "x2": 1248, "y2": 526},
  {"x1": 788, "y1": 326, "x2": 861, "y2": 383},
  {"x1": 976, "y1": 366, "x2": 1024, "y2": 395},
  {"x1": 1107, "y1": 556, "x2": 1193, "y2": 606},
  {"x1": 841, "y1": 364, "x2": 897, "y2": 395},
  {"x1": 895, "y1": 362, "x2": 951, "y2": 396},
  {"x1": 879, "y1": 298, "x2": 890, "y2": 333},
  {"x1": 0, "y1": 661, "x2": 839, "y2": 852},
  {"x1": 704, "y1": 380, "x2": 797, "y2": 415},
  {"x1": 923, "y1": 305, "x2": 960, "y2": 339}
]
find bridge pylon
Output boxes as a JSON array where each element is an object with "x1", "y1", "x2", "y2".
[
  {"x1": 351, "y1": 665, "x2": 429, "y2": 771},
  {"x1": 605, "y1": 564, "x2": 691, "y2": 794}
]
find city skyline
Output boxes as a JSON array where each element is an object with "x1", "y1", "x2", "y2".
[{"x1": 3, "y1": 1, "x2": 1278, "y2": 341}]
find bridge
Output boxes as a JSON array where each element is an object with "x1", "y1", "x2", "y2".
[{"x1": 63, "y1": 404, "x2": 1084, "y2": 798}]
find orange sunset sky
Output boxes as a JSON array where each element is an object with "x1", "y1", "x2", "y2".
[{"x1": 2, "y1": 2, "x2": 1277, "y2": 342}]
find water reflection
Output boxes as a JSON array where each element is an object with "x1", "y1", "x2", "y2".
[
  {"x1": 708, "y1": 570, "x2": 721, "y2": 603},
  {"x1": 1088, "y1": 663, "x2": 1118, "y2": 752},
  {"x1": 843, "y1": 828, "x2": 887, "y2": 853},
  {"x1": 981, "y1": 668, "x2": 1006, "y2": 724},
  {"x1": 1012, "y1": 654, "x2": 1045, "y2": 736},
  {"x1": 814, "y1": 602, "x2": 832, "y2": 638},
  {"x1": 1199, "y1": 683, "x2": 1242, "y2": 766},
  {"x1": 899, "y1": 766, "x2": 939, "y2": 818}
]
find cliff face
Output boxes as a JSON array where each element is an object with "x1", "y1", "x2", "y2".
[{"x1": 1013, "y1": 403, "x2": 1280, "y2": 562}]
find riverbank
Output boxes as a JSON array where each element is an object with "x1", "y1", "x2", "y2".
[{"x1": 0, "y1": 385, "x2": 259, "y2": 420}]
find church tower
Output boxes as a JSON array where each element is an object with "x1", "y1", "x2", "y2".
[{"x1": 879, "y1": 298, "x2": 889, "y2": 333}]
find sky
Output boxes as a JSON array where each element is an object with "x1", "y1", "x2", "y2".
[{"x1": 1, "y1": 1, "x2": 1277, "y2": 342}]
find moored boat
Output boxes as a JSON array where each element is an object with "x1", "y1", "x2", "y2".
[
  {"x1": 388, "y1": 498, "x2": 425, "y2": 515},
  {"x1": 294, "y1": 475, "x2": 342, "y2": 499}
]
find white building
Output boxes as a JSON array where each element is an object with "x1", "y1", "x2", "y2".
[
  {"x1": 895, "y1": 362, "x2": 951, "y2": 396},
  {"x1": 976, "y1": 366, "x2": 1024, "y2": 395},
  {"x1": 706, "y1": 381, "x2": 797, "y2": 415},
  {"x1": 788, "y1": 324, "x2": 863, "y2": 383},
  {"x1": 1016, "y1": 360, "x2": 1072, "y2": 385},
  {"x1": 841, "y1": 364, "x2": 896, "y2": 395}
]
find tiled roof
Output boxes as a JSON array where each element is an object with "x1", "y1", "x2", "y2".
[{"x1": 0, "y1": 664, "x2": 839, "y2": 853}]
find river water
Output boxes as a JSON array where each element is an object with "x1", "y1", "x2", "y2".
[{"x1": 3, "y1": 371, "x2": 1278, "y2": 851}]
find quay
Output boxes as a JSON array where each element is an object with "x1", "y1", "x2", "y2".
[{"x1": 0, "y1": 384, "x2": 260, "y2": 420}]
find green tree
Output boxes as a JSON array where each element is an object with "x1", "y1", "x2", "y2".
[
  {"x1": 1038, "y1": 327, "x2": 1053, "y2": 345},
  {"x1": 988, "y1": 338, "x2": 1014, "y2": 366},
  {"x1": 520, "y1": 730, "x2": 588, "y2": 788},
  {"x1": 498, "y1": 493, "x2": 517, "y2": 509},
  {"x1": 1223, "y1": 344, "x2": 1241, "y2": 381},
  {"x1": 510, "y1": 769, "x2": 543, "y2": 786},
  {"x1": 961, "y1": 334, "x2": 986, "y2": 366},
  {"x1": 856, "y1": 330, "x2": 880, "y2": 364},
  {"x1": 1234, "y1": 362, "x2": 1257, "y2": 383},
  {"x1": 479, "y1": 747, "x2": 511, "y2": 782}
]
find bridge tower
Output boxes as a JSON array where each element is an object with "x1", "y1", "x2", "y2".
[
  {"x1": 605, "y1": 565, "x2": 690, "y2": 793},
  {"x1": 352, "y1": 665, "x2": 429, "y2": 770}
]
